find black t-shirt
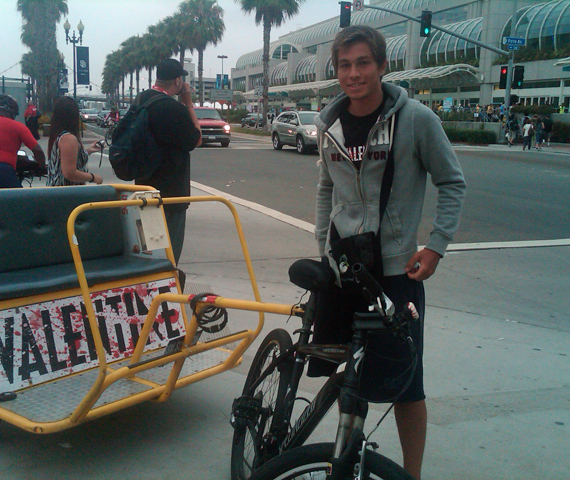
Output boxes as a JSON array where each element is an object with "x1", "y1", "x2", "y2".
[
  {"x1": 339, "y1": 99, "x2": 385, "y2": 170},
  {"x1": 135, "y1": 89, "x2": 201, "y2": 210}
]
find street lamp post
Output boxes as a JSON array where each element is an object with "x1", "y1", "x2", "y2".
[
  {"x1": 217, "y1": 54, "x2": 228, "y2": 87},
  {"x1": 217, "y1": 55, "x2": 228, "y2": 117},
  {"x1": 63, "y1": 18, "x2": 84, "y2": 100}
]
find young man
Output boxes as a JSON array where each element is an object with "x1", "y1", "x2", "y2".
[
  {"x1": 134, "y1": 58, "x2": 202, "y2": 264},
  {"x1": 310, "y1": 26, "x2": 466, "y2": 479}
]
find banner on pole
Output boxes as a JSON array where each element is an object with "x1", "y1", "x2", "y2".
[{"x1": 76, "y1": 46, "x2": 90, "y2": 85}]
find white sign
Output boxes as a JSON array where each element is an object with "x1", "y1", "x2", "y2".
[
  {"x1": 0, "y1": 278, "x2": 184, "y2": 391},
  {"x1": 254, "y1": 86, "x2": 263, "y2": 97},
  {"x1": 443, "y1": 97, "x2": 453, "y2": 111},
  {"x1": 210, "y1": 89, "x2": 234, "y2": 101},
  {"x1": 353, "y1": 0, "x2": 364, "y2": 11}
]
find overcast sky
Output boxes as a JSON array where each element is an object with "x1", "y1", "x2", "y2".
[{"x1": 0, "y1": 0, "x2": 340, "y2": 95}]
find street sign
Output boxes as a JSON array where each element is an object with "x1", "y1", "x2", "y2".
[
  {"x1": 507, "y1": 45, "x2": 519, "y2": 50},
  {"x1": 502, "y1": 36, "x2": 525, "y2": 46},
  {"x1": 210, "y1": 89, "x2": 233, "y2": 101},
  {"x1": 353, "y1": 0, "x2": 363, "y2": 11},
  {"x1": 254, "y1": 86, "x2": 263, "y2": 96}
]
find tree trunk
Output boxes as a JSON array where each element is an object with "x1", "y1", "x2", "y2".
[
  {"x1": 148, "y1": 67, "x2": 152, "y2": 89},
  {"x1": 198, "y1": 49, "x2": 204, "y2": 106},
  {"x1": 129, "y1": 73, "x2": 133, "y2": 104},
  {"x1": 136, "y1": 69, "x2": 140, "y2": 94},
  {"x1": 262, "y1": 17, "x2": 271, "y2": 131}
]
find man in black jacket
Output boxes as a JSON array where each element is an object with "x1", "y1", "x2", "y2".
[{"x1": 135, "y1": 59, "x2": 202, "y2": 264}]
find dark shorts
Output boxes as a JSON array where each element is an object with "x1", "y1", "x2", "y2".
[
  {"x1": 0, "y1": 163, "x2": 22, "y2": 189},
  {"x1": 307, "y1": 274, "x2": 425, "y2": 404}
]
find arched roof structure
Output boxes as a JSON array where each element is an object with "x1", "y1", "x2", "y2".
[
  {"x1": 270, "y1": 62, "x2": 288, "y2": 86},
  {"x1": 501, "y1": 0, "x2": 570, "y2": 50},
  {"x1": 295, "y1": 56, "x2": 317, "y2": 83},
  {"x1": 420, "y1": 17, "x2": 482, "y2": 66}
]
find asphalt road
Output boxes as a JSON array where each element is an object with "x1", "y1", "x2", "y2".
[{"x1": 192, "y1": 134, "x2": 570, "y2": 245}]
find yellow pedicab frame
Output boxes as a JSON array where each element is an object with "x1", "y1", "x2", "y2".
[{"x1": 0, "y1": 185, "x2": 301, "y2": 433}]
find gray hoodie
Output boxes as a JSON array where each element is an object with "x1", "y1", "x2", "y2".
[{"x1": 315, "y1": 82, "x2": 466, "y2": 277}]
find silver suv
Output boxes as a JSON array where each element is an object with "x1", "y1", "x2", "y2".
[{"x1": 271, "y1": 111, "x2": 319, "y2": 154}]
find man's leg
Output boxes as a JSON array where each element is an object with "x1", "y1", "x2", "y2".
[
  {"x1": 394, "y1": 400, "x2": 427, "y2": 480},
  {"x1": 164, "y1": 208, "x2": 186, "y2": 265}
]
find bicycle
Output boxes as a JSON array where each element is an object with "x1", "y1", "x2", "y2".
[
  {"x1": 104, "y1": 121, "x2": 117, "y2": 146},
  {"x1": 230, "y1": 259, "x2": 420, "y2": 480}
]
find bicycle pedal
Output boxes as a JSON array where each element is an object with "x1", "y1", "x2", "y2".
[{"x1": 230, "y1": 395, "x2": 263, "y2": 428}]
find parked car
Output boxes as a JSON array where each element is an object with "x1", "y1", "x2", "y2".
[
  {"x1": 271, "y1": 111, "x2": 319, "y2": 154},
  {"x1": 80, "y1": 109, "x2": 99, "y2": 123},
  {"x1": 241, "y1": 113, "x2": 262, "y2": 128},
  {"x1": 96, "y1": 110, "x2": 110, "y2": 126},
  {"x1": 194, "y1": 107, "x2": 231, "y2": 147}
]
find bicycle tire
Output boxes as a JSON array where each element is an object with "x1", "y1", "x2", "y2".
[
  {"x1": 231, "y1": 329, "x2": 294, "y2": 480},
  {"x1": 247, "y1": 443, "x2": 415, "y2": 480},
  {"x1": 105, "y1": 127, "x2": 114, "y2": 146}
]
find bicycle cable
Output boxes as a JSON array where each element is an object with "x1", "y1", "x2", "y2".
[{"x1": 286, "y1": 289, "x2": 308, "y2": 323}]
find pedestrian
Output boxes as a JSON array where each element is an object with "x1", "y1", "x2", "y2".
[
  {"x1": 533, "y1": 115, "x2": 544, "y2": 150},
  {"x1": 310, "y1": 25, "x2": 466, "y2": 480},
  {"x1": 506, "y1": 112, "x2": 518, "y2": 147},
  {"x1": 522, "y1": 117, "x2": 534, "y2": 151},
  {"x1": 0, "y1": 94, "x2": 46, "y2": 188},
  {"x1": 47, "y1": 96, "x2": 103, "y2": 186},
  {"x1": 543, "y1": 115, "x2": 553, "y2": 146},
  {"x1": 23, "y1": 101, "x2": 40, "y2": 139},
  {"x1": 134, "y1": 58, "x2": 202, "y2": 265}
]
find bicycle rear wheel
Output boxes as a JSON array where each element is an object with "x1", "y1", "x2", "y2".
[
  {"x1": 231, "y1": 329, "x2": 294, "y2": 480},
  {"x1": 247, "y1": 443, "x2": 415, "y2": 480}
]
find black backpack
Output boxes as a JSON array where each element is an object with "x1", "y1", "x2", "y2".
[{"x1": 109, "y1": 94, "x2": 169, "y2": 181}]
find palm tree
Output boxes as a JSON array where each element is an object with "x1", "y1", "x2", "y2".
[
  {"x1": 236, "y1": 0, "x2": 305, "y2": 128},
  {"x1": 177, "y1": 0, "x2": 225, "y2": 106},
  {"x1": 17, "y1": 0, "x2": 69, "y2": 113}
]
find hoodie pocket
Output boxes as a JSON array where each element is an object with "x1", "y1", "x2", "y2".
[{"x1": 385, "y1": 202, "x2": 403, "y2": 246}]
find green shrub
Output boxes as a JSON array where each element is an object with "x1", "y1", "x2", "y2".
[
  {"x1": 551, "y1": 121, "x2": 570, "y2": 143},
  {"x1": 511, "y1": 105, "x2": 556, "y2": 115},
  {"x1": 443, "y1": 127, "x2": 496, "y2": 144},
  {"x1": 226, "y1": 108, "x2": 249, "y2": 123}
]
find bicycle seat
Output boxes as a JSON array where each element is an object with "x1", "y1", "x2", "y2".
[{"x1": 288, "y1": 258, "x2": 334, "y2": 292}]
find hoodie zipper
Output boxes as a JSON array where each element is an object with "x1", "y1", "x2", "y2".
[{"x1": 323, "y1": 130, "x2": 367, "y2": 234}]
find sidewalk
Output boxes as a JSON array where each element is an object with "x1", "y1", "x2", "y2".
[{"x1": 6, "y1": 134, "x2": 569, "y2": 480}]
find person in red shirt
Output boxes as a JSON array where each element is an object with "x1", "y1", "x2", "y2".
[
  {"x1": 104, "y1": 107, "x2": 120, "y2": 126},
  {"x1": 0, "y1": 94, "x2": 46, "y2": 188},
  {"x1": 24, "y1": 101, "x2": 40, "y2": 139}
]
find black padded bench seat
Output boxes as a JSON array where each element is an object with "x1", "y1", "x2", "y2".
[{"x1": 0, "y1": 185, "x2": 174, "y2": 302}]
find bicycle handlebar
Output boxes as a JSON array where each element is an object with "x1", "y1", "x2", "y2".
[{"x1": 351, "y1": 263, "x2": 393, "y2": 315}]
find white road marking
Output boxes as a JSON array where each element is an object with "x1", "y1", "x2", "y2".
[{"x1": 191, "y1": 181, "x2": 570, "y2": 251}]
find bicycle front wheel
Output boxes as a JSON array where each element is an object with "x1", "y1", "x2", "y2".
[
  {"x1": 248, "y1": 443, "x2": 415, "y2": 480},
  {"x1": 105, "y1": 127, "x2": 113, "y2": 146},
  {"x1": 231, "y1": 329, "x2": 294, "y2": 480}
]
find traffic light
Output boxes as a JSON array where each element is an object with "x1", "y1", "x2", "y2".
[
  {"x1": 499, "y1": 65, "x2": 508, "y2": 89},
  {"x1": 512, "y1": 65, "x2": 524, "y2": 89},
  {"x1": 340, "y1": 1, "x2": 351, "y2": 28},
  {"x1": 420, "y1": 10, "x2": 432, "y2": 37}
]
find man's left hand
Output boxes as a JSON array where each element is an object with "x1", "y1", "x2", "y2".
[{"x1": 404, "y1": 248, "x2": 442, "y2": 281}]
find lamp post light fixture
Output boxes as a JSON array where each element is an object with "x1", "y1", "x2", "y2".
[
  {"x1": 217, "y1": 54, "x2": 228, "y2": 88},
  {"x1": 63, "y1": 18, "x2": 84, "y2": 100}
]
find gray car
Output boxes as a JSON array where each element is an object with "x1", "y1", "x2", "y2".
[{"x1": 271, "y1": 111, "x2": 319, "y2": 154}]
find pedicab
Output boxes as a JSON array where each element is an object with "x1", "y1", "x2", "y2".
[{"x1": 0, "y1": 184, "x2": 298, "y2": 434}]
